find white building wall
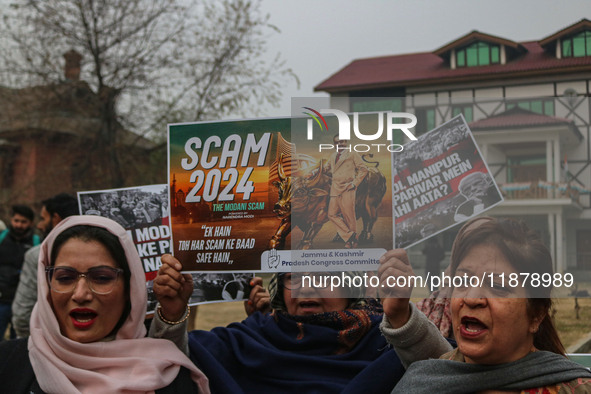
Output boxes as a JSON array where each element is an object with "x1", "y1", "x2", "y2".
[
  {"x1": 556, "y1": 80, "x2": 587, "y2": 96},
  {"x1": 505, "y1": 84, "x2": 554, "y2": 98},
  {"x1": 474, "y1": 87, "x2": 504, "y2": 98},
  {"x1": 450, "y1": 90, "x2": 473, "y2": 100},
  {"x1": 412, "y1": 93, "x2": 437, "y2": 106}
]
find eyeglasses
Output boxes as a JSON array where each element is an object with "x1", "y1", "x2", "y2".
[
  {"x1": 46, "y1": 266, "x2": 123, "y2": 295},
  {"x1": 281, "y1": 273, "x2": 332, "y2": 290}
]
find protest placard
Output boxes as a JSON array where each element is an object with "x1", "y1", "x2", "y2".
[
  {"x1": 169, "y1": 115, "x2": 395, "y2": 273},
  {"x1": 392, "y1": 115, "x2": 503, "y2": 248}
]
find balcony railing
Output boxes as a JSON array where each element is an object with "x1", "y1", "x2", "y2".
[{"x1": 498, "y1": 181, "x2": 590, "y2": 203}]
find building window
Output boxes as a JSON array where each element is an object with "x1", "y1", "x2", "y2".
[
  {"x1": 452, "y1": 105, "x2": 473, "y2": 122},
  {"x1": 562, "y1": 30, "x2": 591, "y2": 58},
  {"x1": 351, "y1": 98, "x2": 403, "y2": 113},
  {"x1": 414, "y1": 107, "x2": 436, "y2": 135},
  {"x1": 456, "y1": 42, "x2": 500, "y2": 67},
  {"x1": 351, "y1": 98, "x2": 405, "y2": 143},
  {"x1": 506, "y1": 99, "x2": 555, "y2": 116}
]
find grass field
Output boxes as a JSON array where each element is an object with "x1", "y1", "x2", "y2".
[{"x1": 553, "y1": 297, "x2": 591, "y2": 351}]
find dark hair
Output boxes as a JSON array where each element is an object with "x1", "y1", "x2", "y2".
[
  {"x1": 43, "y1": 193, "x2": 80, "y2": 219},
  {"x1": 12, "y1": 204, "x2": 35, "y2": 221},
  {"x1": 50, "y1": 225, "x2": 132, "y2": 335},
  {"x1": 450, "y1": 216, "x2": 565, "y2": 356}
]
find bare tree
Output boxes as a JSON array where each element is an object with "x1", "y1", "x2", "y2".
[{"x1": 0, "y1": 0, "x2": 296, "y2": 189}]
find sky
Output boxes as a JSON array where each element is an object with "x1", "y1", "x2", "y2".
[{"x1": 258, "y1": 0, "x2": 591, "y2": 117}]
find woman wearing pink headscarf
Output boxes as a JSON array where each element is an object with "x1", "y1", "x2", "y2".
[{"x1": 0, "y1": 215, "x2": 209, "y2": 394}]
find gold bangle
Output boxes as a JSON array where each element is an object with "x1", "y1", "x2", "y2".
[{"x1": 157, "y1": 305, "x2": 190, "y2": 325}]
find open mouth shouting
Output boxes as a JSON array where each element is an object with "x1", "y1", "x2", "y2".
[
  {"x1": 70, "y1": 308, "x2": 98, "y2": 329},
  {"x1": 297, "y1": 300, "x2": 321, "y2": 314},
  {"x1": 460, "y1": 316, "x2": 488, "y2": 338}
]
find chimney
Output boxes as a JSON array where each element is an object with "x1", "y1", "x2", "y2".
[{"x1": 63, "y1": 50, "x2": 82, "y2": 81}]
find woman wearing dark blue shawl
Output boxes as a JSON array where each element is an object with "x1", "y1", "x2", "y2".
[{"x1": 150, "y1": 256, "x2": 406, "y2": 393}]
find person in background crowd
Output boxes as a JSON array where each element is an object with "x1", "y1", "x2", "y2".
[
  {"x1": 120, "y1": 197, "x2": 137, "y2": 227},
  {"x1": 133, "y1": 201, "x2": 152, "y2": 225},
  {"x1": 162, "y1": 198, "x2": 170, "y2": 224},
  {"x1": 0, "y1": 216, "x2": 209, "y2": 393},
  {"x1": 147, "y1": 196, "x2": 163, "y2": 226},
  {"x1": 81, "y1": 196, "x2": 100, "y2": 215},
  {"x1": 12, "y1": 193, "x2": 79, "y2": 338},
  {"x1": 0, "y1": 205, "x2": 38, "y2": 340}
]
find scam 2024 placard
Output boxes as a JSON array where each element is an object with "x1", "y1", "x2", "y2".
[
  {"x1": 168, "y1": 116, "x2": 395, "y2": 273},
  {"x1": 169, "y1": 118, "x2": 293, "y2": 272}
]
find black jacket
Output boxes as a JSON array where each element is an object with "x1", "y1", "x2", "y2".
[{"x1": 0, "y1": 229, "x2": 37, "y2": 303}]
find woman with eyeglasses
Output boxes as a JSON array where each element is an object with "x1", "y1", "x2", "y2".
[
  {"x1": 150, "y1": 257, "x2": 444, "y2": 394},
  {"x1": 0, "y1": 216, "x2": 209, "y2": 393}
]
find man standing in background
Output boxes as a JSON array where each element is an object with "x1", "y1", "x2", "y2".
[
  {"x1": 11, "y1": 194, "x2": 79, "y2": 338},
  {"x1": 0, "y1": 205, "x2": 38, "y2": 340}
]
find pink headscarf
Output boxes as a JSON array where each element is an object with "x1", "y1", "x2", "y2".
[{"x1": 28, "y1": 215, "x2": 209, "y2": 394}]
